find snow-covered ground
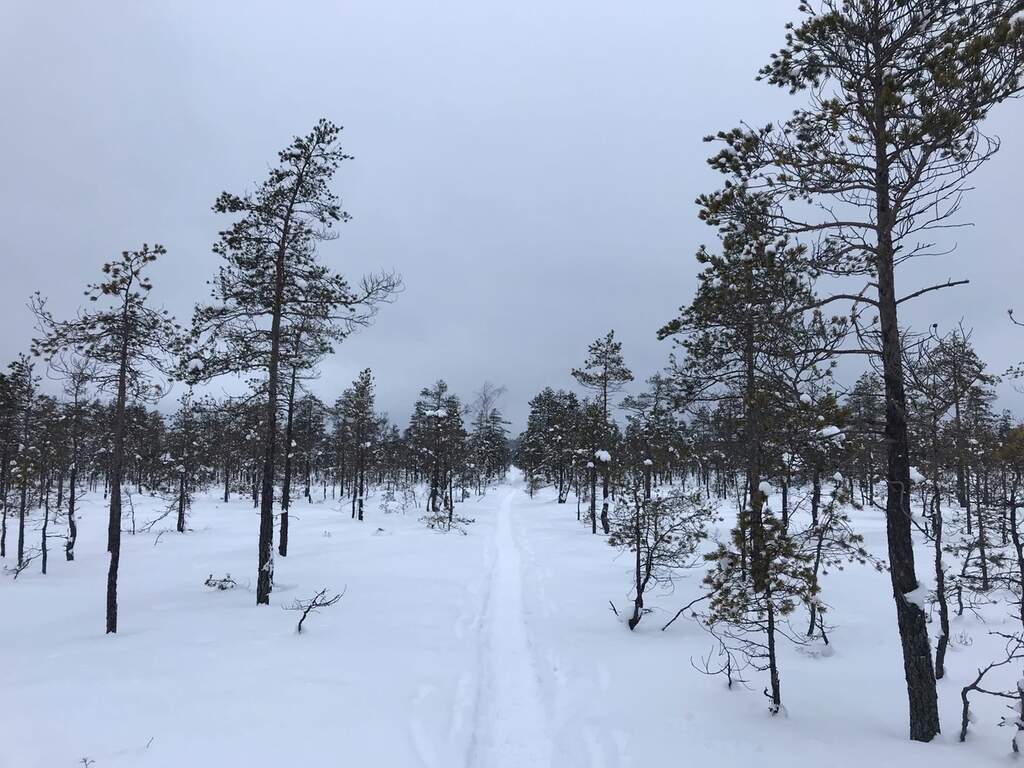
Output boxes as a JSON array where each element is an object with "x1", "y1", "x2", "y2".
[{"x1": 2, "y1": 474, "x2": 1019, "y2": 766}]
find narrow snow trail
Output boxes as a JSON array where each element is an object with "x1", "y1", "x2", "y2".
[{"x1": 469, "y1": 487, "x2": 552, "y2": 768}]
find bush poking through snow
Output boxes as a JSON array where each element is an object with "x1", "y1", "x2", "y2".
[
  {"x1": 421, "y1": 508, "x2": 475, "y2": 535},
  {"x1": 204, "y1": 573, "x2": 237, "y2": 591},
  {"x1": 287, "y1": 587, "x2": 345, "y2": 634}
]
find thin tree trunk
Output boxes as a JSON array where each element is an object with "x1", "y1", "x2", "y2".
[
  {"x1": 873, "y1": 75, "x2": 939, "y2": 737},
  {"x1": 280, "y1": 366, "x2": 298, "y2": 558},
  {"x1": 106, "y1": 317, "x2": 130, "y2": 633},
  {"x1": 766, "y1": 591, "x2": 782, "y2": 714},
  {"x1": 1010, "y1": 478, "x2": 1024, "y2": 630},
  {"x1": 17, "y1": 476, "x2": 27, "y2": 567},
  {"x1": 601, "y1": 473, "x2": 611, "y2": 534},
  {"x1": 41, "y1": 470, "x2": 50, "y2": 574},
  {"x1": 0, "y1": 449, "x2": 9, "y2": 558},
  {"x1": 66, "y1": 461, "x2": 77, "y2": 561},
  {"x1": 933, "y1": 491, "x2": 950, "y2": 679},
  {"x1": 357, "y1": 452, "x2": 365, "y2": 521},
  {"x1": 629, "y1": 504, "x2": 644, "y2": 630}
]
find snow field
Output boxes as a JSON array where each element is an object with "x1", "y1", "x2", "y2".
[{"x1": 2, "y1": 475, "x2": 1021, "y2": 766}]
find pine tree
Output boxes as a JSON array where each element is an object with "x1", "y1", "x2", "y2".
[
  {"x1": 468, "y1": 408, "x2": 510, "y2": 492},
  {"x1": 608, "y1": 478, "x2": 712, "y2": 630},
  {"x1": 467, "y1": 383, "x2": 510, "y2": 491},
  {"x1": 659, "y1": 191, "x2": 843, "y2": 599},
  {"x1": 622, "y1": 374, "x2": 679, "y2": 500},
  {"x1": 166, "y1": 388, "x2": 201, "y2": 534},
  {"x1": 0, "y1": 361, "x2": 25, "y2": 560},
  {"x1": 50, "y1": 355, "x2": 96, "y2": 561},
  {"x1": 703, "y1": 491, "x2": 817, "y2": 715},
  {"x1": 844, "y1": 373, "x2": 885, "y2": 507},
  {"x1": 187, "y1": 120, "x2": 399, "y2": 604},
  {"x1": 31, "y1": 394, "x2": 63, "y2": 575},
  {"x1": 32, "y1": 245, "x2": 180, "y2": 632},
  {"x1": 516, "y1": 388, "x2": 580, "y2": 502},
  {"x1": 342, "y1": 369, "x2": 376, "y2": 521},
  {"x1": 572, "y1": 331, "x2": 633, "y2": 534},
  {"x1": 407, "y1": 381, "x2": 467, "y2": 525},
  {"x1": 6, "y1": 355, "x2": 38, "y2": 570},
  {"x1": 701, "y1": 3, "x2": 1024, "y2": 739}
]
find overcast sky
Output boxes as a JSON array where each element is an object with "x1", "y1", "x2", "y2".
[{"x1": 2, "y1": 1, "x2": 1022, "y2": 431}]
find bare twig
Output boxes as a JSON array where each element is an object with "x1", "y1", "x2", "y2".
[
  {"x1": 288, "y1": 587, "x2": 346, "y2": 633},
  {"x1": 960, "y1": 632, "x2": 1024, "y2": 744},
  {"x1": 662, "y1": 593, "x2": 712, "y2": 631}
]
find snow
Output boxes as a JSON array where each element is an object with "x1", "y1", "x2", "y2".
[
  {"x1": 470, "y1": 490, "x2": 551, "y2": 767},
  {"x1": 799, "y1": 393, "x2": 812, "y2": 406},
  {"x1": 817, "y1": 425, "x2": 843, "y2": 440},
  {"x1": 1, "y1": 473, "x2": 1018, "y2": 766},
  {"x1": 903, "y1": 582, "x2": 930, "y2": 611},
  {"x1": 594, "y1": 450, "x2": 611, "y2": 463},
  {"x1": 909, "y1": 466, "x2": 926, "y2": 483}
]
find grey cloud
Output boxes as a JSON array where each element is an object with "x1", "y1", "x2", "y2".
[{"x1": 1, "y1": 1, "x2": 1021, "y2": 430}]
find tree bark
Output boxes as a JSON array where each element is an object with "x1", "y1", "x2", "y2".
[
  {"x1": 873, "y1": 89, "x2": 939, "y2": 738},
  {"x1": 17, "y1": 476, "x2": 27, "y2": 567},
  {"x1": 933, "y1": 490, "x2": 950, "y2": 679},
  {"x1": 40, "y1": 471, "x2": 49, "y2": 574},
  {"x1": 766, "y1": 590, "x2": 782, "y2": 713},
  {"x1": 589, "y1": 464, "x2": 597, "y2": 534},
  {"x1": 106, "y1": 305, "x2": 130, "y2": 633},
  {"x1": 600, "y1": 473, "x2": 611, "y2": 535},
  {"x1": 279, "y1": 365, "x2": 298, "y2": 558},
  {"x1": 0, "y1": 448, "x2": 8, "y2": 558},
  {"x1": 66, "y1": 460, "x2": 77, "y2": 561}
]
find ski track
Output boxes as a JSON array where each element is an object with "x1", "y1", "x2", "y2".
[
  {"x1": 468, "y1": 488, "x2": 553, "y2": 768},
  {"x1": 512, "y1": 492, "x2": 621, "y2": 768},
  {"x1": 409, "y1": 484, "x2": 621, "y2": 768},
  {"x1": 409, "y1": 499, "x2": 494, "y2": 768}
]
